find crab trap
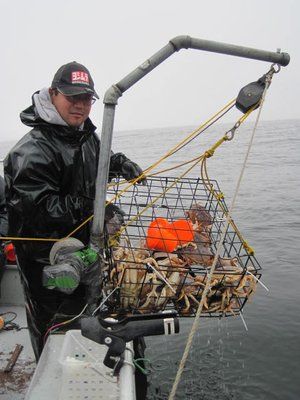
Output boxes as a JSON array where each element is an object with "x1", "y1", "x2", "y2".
[{"x1": 102, "y1": 176, "x2": 262, "y2": 318}]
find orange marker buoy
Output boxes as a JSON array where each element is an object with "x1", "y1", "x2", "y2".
[
  {"x1": 146, "y1": 218, "x2": 195, "y2": 252},
  {"x1": 171, "y1": 219, "x2": 194, "y2": 244},
  {"x1": 146, "y1": 218, "x2": 178, "y2": 252}
]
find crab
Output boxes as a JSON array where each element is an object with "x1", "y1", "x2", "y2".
[
  {"x1": 105, "y1": 201, "x2": 258, "y2": 316},
  {"x1": 110, "y1": 246, "x2": 152, "y2": 309},
  {"x1": 110, "y1": 244, "x2": 185, "y2": 310},
  {"x1": 177, "y1": 203, "x2": 239, "y2": 269},
  {"x1": 186, "y1": 203, "x2": 213, "y2": 233},
  {"x1": 202, "y1": 268, "x2": 257, "y2": 315},
  {"x1": 175, "y1": 260, "x2": 258, "y2": 315},
  {"x1": 176, "y1": 236, "x2": 238, "y2": 269},
  {"x1": 138, "y1": 253, "x2": 188, "y2": 311},
  {"x1": 176, "y1": 275, "x2": 206, "y2": 314}
]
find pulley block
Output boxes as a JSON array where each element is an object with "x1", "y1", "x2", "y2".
[{"x1": 236, "y1": 74, "x2": 268, "y2": 114}]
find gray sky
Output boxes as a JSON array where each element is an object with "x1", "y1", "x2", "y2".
[{"x1": 1, "y1": 0, "x2": 299, "y2": 140}]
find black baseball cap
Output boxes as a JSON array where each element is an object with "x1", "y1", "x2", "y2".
[{"x1": 51, "y1": 61, "x2": 99, "y2": 99}]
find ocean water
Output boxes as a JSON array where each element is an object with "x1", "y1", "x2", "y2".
[{"x1": 1, "y1": 119, "x2": 299, "y2": 399}]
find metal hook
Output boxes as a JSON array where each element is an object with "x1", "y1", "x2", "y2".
[
  {"x1": 225, "y1": 121, "x2": 240, "y2": 141},
  {"x1": 225, "y1": 130, "x2": 235, "y2": 141},
  {"x1": 270, "y1": 63, "x2": 281, "y2": 74}
]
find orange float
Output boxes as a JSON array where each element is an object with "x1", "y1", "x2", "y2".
[
  {"x1": 146, "y1": 218, "x2": 194, "y2": 252},
  {"x1": 170, "y1": 219, "x2": 194, "y2": 244}
]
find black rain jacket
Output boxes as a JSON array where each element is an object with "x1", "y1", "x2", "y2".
[
  {"x1": 3, "y1": 95, "x2": 135, "y2": 360},
  {"x1": 5, "y1": 103, "x2": 99, "y2": 248},
  {"x1": 4, "y1": 100, "x2": 122, "y2": 260},
  {"x1": 0, "y1": 175, "x2": 8, "y2": 237}
]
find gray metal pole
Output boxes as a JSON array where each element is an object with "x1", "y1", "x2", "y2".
[
  {"x1": 90, "y1": 104, "x2": 116, "y2": 250},
  {"x1": 90, "y1": 36, "x2": 290, "y2": 250},
  {"x1": 115, "y1": 43, "x2": 176, "y2": 95},
  {"x1": 180, "y1": 36, "x2": 290, "y2": 66}
]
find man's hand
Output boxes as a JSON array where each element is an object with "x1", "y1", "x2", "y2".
[
  {"x1": 121, "y1": 159, "x2": 147, "y2": 185},
  {"x1": 105, "y1": 203, "x2": 126, "y2": 237},
  {"x1": 109, "y1": 153, "x2": 147, "y2": 185}
]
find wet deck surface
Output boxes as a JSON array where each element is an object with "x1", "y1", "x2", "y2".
[
  {"x1": 0, "y1": 268, "x2": 120, "y2": 400},
  {"x1": 0, "y1": 306, "x2": 36, "y2": 400}
]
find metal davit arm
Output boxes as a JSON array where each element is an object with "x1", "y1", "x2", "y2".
[
  {"x1": 179, "y1": 36, "x2": 290, "y2": 66},
  {"x1": 90, "y1": 35, "x2": 290, "y2": 250}
]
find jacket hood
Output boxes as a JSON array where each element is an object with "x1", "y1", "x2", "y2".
[
  {"x1": 20, "y1": 88, "x2": 97, "y2": 135},
  {"x1": 33, "y1": 87, "x2": 69, "y2": 126}
]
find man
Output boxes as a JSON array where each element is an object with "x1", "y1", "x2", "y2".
[
  {"x1": 4, "y1": 61, "x2": 145, "y2": 360},
  {"x1": 0, "y1": 176, "x2": 8, "y2": 238},
  {"x1": 0, "y1": 175, "x2": 8, "y2": 279}
]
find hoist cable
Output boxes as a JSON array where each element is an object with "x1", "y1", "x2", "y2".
[{"x1": 168, "y1": 66, "x2": 276, "y2": 400}]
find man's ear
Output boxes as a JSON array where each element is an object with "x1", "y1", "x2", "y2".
[{"x1": 49, "y1": 88, "x2": 57, "y2": 105}]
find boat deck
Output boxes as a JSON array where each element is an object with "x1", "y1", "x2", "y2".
[
  {"x1": 0, "y1": 307, "x2": 36, "y2": 399},
  {"x1": 1, "y1": 264, "x2": 35, "y2": 399},
  {"x1": 0, "y1": 265, "x2": 130, "y2": 400}
]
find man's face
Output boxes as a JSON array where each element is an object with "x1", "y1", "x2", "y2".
[{"x1": 50, "y1": 89, "x2": 93, "y2": 127}]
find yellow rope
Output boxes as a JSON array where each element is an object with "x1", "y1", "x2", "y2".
[
  {"x1": 147, "y1": 155, "x2": 203, "y2": 177},
  {"x1": 204, "y1": 136, "x2": 228, "y2": 158},
  {"x1": 65, "y1": 215, "x2": 94, "y2": 239},
  {"x1": 108, "y1": 154, "x2": 205, "y2": 247},
  {"x1": 191, "y1": 103, "x2": 259, "y2": 256},
  {"x1": 0, "y1": 236, "x2": 60, "y2": 242},
  {"x1": 200, "y1": 157, "x2": 252, "y2": 253},
  {"x1": 104, "y1": 98, "x2": 236, "y2": 207},
  {"x1": 142, "y1": 98, "x2": 236, "y2": 176},
  {"x1": 107, "y1": 102, "x2": 257, "y2": 246},
  {"x1": 0, "y1": 98, "x2": 246, "y2": 244}
]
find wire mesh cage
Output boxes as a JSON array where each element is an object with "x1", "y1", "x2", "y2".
[{"x1": 102, "y1": 176, "x2": 261, "y2": 318}]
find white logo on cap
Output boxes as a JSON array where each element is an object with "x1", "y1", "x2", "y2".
[{"x1": 71, "y1": 71, "x2": 89, "y2": 85}]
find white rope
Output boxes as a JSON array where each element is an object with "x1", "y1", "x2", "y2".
[
  {"x1": 147, "y1": 262, "x2": 176, "y2": 294},
  {"x1": 239, "y1": 310, "x2": 249, "y2": 332},
  {"x1": 168, "y1": 68, "x2": 275, "y2": 400},
  {"x1": 246, "y1": 269, "x2": 269, "y2": 292}
]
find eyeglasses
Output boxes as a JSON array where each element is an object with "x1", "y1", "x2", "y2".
[{"x1": 56, "y1": 89, "x2": 96, "y2": 105}]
